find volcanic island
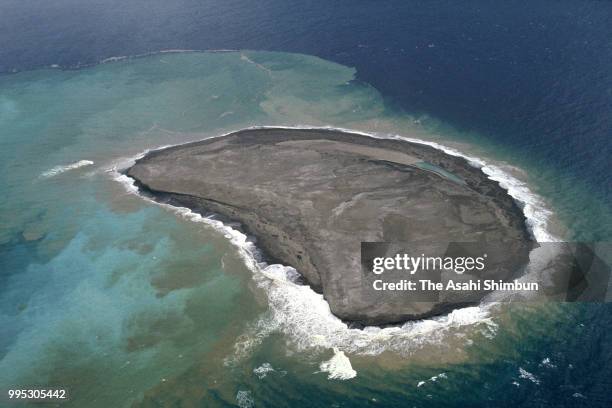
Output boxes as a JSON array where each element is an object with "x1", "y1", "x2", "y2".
[{"x1": 127, "y1": 128, "x2": 532, "y2": 326}]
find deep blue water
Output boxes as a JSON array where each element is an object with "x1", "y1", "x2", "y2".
[
  {"x1": 1, "y1": 0, "x2": 611, "y2": 219},
  {"x1": 1, "y1": 2, "x2": 612, "y2": 407}
]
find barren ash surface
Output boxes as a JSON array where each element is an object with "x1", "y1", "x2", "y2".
[{"x1": 127, "y1": 128, "x2": 532, "y2": 325}]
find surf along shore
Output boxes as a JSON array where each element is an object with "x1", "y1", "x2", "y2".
[{"x1": 127, "y1": 127, "x2": 532, "y2": 326}]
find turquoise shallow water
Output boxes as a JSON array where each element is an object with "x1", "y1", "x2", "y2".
[{"x1": 1, "y1": 51, "x2": 611, "y2": 407}]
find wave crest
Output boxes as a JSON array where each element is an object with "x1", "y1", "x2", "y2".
[
  {"x1": 109, "y1": 125, "x2": 557, "y2": 362},
  {"x1": 41, "y1": 160, "x2": 94, "y2": 178}
]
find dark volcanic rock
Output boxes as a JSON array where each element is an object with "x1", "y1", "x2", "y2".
[{"x1": 128, "y1": 128, "x2": 532, "y2": 325}]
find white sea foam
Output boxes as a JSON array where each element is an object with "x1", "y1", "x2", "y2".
[
  {"x1": 253, "y1": 362, "x2": 275, "y2": 379},
  {"x1": 266, "y1": 125, "x2": 559, "y2": 242},
  {"x1": 319, "y1": 348, "x2": 357, "y2": 380},
  {"x1": 101, "y1": 55, "x2": 128, "y2": 64},
  {"x1": 236, "y1": 390, "x2": 254, "y2": 408},
  {"x1": 518, "y1": 367, "x2": 540, "y2": 384},
  {"x1": 113, "y1": 166, "x2": 498, "y2": 358},
  {"x1": 41, "y1": 160, "x2": 94, "y2": 178},
  {"x1": 113, "y1": 174, "x2": 140, "y2": 194},
  {"x1": 416, "y1": 372, "x2": 448, "y2": 387},
  {"x1": 109, "y1": 125, "x2": 558, "y2": 363},
  {"x1": 134, "y1": 123, "x2": 559, "y2": 243},
  {"x1": 540, "y1": 357, "x2": 556, "y2": 368},
  {"x1": 194, "y1": 124, "x2": 557, "y2": 243},
  {"x1": 105, "y1": 144, "x2": 171, "y2": 177}
]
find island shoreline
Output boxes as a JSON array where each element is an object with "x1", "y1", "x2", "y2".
[{"x1": 126, "y1": 126, "x2": 533, "y2": 325}]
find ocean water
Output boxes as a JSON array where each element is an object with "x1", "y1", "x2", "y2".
[
  {"x1": 1, "y1": 0, "x2": 611, "y2": 239},
  {"x1": 0, "y1": 1, "x2": 611, "y2": 407},
  {"x1": 1, "y1": 50, "x2": 610, "y2": 407}
]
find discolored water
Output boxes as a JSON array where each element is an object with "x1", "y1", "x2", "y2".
[{"x1": 0, "y1": 51, "x2": 610, "y2": 407}]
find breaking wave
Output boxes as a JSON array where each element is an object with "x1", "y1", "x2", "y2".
[
  {"x1": 277, "y1": 125, "x2": 559, "y2": 243},
  {"x1": 41, "y1": 160, "x2": 94, "y2": 178},
  {"x1": 319, "y1": 348, "x2": 357, "y2": 380},
  {"x1": 109, "y1": 125, "x2": 558, "y2": 370}
]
